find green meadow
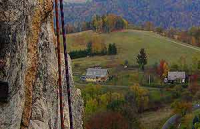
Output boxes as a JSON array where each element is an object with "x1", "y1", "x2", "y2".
[{"x1": 66, "y1": 29, "x2": 200, "y2": 73}]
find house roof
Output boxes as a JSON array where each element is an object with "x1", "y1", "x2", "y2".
[
  {"x1": 168, "y1": 71, "x2": 186, "y2": 80},
  {"x1": 86, "y1": 68, "x2": 108, "y2": 78}
]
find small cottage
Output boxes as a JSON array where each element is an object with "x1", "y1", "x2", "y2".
[
  {"x1": 166, "y1": 71, "x2": 186, "y2": 83},
  {"x1": 85, "y1": 68, "x2": 109, "y2": 82}
]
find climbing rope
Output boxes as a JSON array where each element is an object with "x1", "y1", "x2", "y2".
[
  {"x1": 54, "y1": 0, "x2": 74, "y2": 128},
  {"x1": 54, "y1": 0, "x2": 65, "y2": 128},
  {"x1": 59, "y1": 0, "x2": 74, "y2": 128}
]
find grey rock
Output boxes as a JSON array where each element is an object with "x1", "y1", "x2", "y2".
[{"x1": 0, "y1": 0, "x2": 83, "y2": 129}]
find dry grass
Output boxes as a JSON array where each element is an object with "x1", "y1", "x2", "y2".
[{"x1": 139, "y1": 106, "x2": 173, "y2": 129}]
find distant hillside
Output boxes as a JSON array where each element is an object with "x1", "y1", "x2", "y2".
[
  {"x1": 66, "y1": 30, "x2": 200, "y2": 69},
  {"x1": 64, "y1": 0, "x2": 200, "y2": 29}
]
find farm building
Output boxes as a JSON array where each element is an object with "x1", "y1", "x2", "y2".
[
  {"x1": 84, "y1": 68, "x2": 109, "y2": 82},
  {"x1": 165, "y1": 71, "x2": 186, "y2": 83}
]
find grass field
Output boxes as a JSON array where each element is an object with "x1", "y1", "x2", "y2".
[
  {"x1": 66, "y1": 30, "x2": 200, "y2": 73},
  {"x1": 139, "y1": 106, "x2": 172, "y2": 129}
]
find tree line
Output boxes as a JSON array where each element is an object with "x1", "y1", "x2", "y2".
[
  {"x1": 69, "y1": 42, "x2": 117, "y2": 59},
  {"x1": 66, "y1": 14, "x2": 128, "y2": 34},
  {"x1": 157, "y1": 26, "x2": 200, "y2": 47}
]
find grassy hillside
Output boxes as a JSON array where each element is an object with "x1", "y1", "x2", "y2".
[{"x1": 66, "y1": 30, "x2": 200, "y2": 73}]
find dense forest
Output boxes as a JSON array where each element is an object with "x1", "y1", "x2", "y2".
[
  {"x1": 63, "y1": 0, "x2": 200, "y2": 29},
  {"x1": 66, "y1": 14, "x2": 128, "y2": 33}
]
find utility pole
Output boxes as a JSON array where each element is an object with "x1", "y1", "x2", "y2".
[{"x1": 149, "y1": 75, "x2": 151, "y2": 85}]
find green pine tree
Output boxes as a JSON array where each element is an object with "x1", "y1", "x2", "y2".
[
  {"x1": 87, "y1": 42, "x2": 92, "y2": 55},
  {"x1": 137, "y1": 48, "x2": 147, "y2": 71},
  {"x1": 113, "y1": 43, "x2": 117, "y2": 54}
]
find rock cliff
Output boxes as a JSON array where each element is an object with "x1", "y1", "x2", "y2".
[{"x1": 0, "y1": 0, "x2": 83, "y2": 129}]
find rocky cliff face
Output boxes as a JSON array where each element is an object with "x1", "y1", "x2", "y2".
[{"x1": 0, "y1": 0, "x2": 83, "y2": 129}]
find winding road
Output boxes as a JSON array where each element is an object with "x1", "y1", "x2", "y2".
[{"x1": 162, "y1": 104, "x2": 200, "y2": 129}]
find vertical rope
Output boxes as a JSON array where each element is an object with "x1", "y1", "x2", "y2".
[
  {"x1": 54, "y1": 0, "x2": 65, "y2": 128},
  {"x1": 59, "y1": 0, "x2": 74, "y2": 129}
]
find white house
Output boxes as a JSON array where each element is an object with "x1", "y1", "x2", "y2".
[
  {"x1": 166, "y1": 71, "x2": 186, "y2": 83},
  {"x1": 84, "y1": 68, "x2": 109, "y2": 82}
]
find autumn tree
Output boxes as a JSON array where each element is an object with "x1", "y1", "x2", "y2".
[
  {"x1": 157, "y1": 60, "x2": 169, "y2": 80},
  {"x1": 129, "y1": 84, "x2": 149, "y2": 112},
  {"x1": 171, "y1": 100, "x2": 192, "y2": 116},
  {"x1": 189, "y1": 27, "x2": 200, "y2": 46},
  {"x1": 163, "y1": 61, "x2": 169, "y2": 78},
  {"x1": 91, "y1": 14, "x2": 128, "y2": 33},
  {"x1": 92, "y1": 15, "x2": 103, "y2": 32},
  {"x1": 85, "y1": 99, "x2": 98, "y2": 115},
  {"x1": 137, "y1": 48, "x2": 147, "y2": 71},
  {"x1": 115, "y1": 17, "x2": 128, "y2": 30},
  {"x1": 119, "y1": 103, "x2": 139, "y2": 129},
  {"x1": 90, "y1": 35, "x2": 107, "y2": 54},
  {"x1": 189, "y1": 74, "x2": 200, "y2": 94},
  {"x1": 143, "y1": 21, "x2": 154, "y2": 31}
]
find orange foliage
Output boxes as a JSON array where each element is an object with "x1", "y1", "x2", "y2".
[
  {"x1": 157, "y1": 60, "x2": 169, "y2": 79},
  {"x1": 91, "y1": 35, "x2": 106, "y2": 53}
]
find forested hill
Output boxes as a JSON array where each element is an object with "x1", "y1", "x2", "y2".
[{"x1": 63, "y1": 0, "x2": 200, "y2": 29}]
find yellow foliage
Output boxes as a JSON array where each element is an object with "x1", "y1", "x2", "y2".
[
  {"x1": 130, "y1": 84, "x2": 149, "y2": 110},
  {"x1": 191, "y1": 36, "x2": 197, "y2": 46},
  {"x1": 91, "y1": 35, "x2": 106, "y2": 53},
  {"x1": 162, "y1": 62, "x2": 169, "y2": 78},
  {"x1": 171, "y1": 101, "x2": 192, "y2": 116}
]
